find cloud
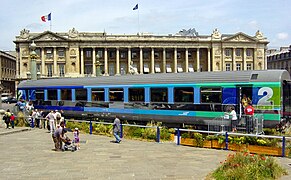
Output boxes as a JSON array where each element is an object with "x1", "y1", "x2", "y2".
[
  {"x1": 276, "y1": 32, "x2": 289, "y2": 40},
  {"x1": 248, "y1": 20, "x2": 259, "y2": 30}
]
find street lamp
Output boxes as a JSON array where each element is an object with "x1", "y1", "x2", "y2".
[
  {"x1": 95, "y1": 54, "x2": 103, "y2": 76},
  {"x1": 30, "y1": 41, "x2": 38, "y2": 80}
]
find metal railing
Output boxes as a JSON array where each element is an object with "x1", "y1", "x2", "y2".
[{"x1": 175, "y1": 128, "x2": 291, "y2": 157}]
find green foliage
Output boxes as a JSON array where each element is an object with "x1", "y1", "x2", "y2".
[
  {"x1": 160, "y1": 127, "x2": 172, "y2": 140},
  {"x1": 229, "y1": 136, "x2": 246, "y2": 145},
  {"x1": 211, "y1": 151, "x2": 288, "y2": 180},
  {"x1": 193, "y1": 133, "x2": 204, "y2": 147},
  {"x1": 264, "y1": 128, "x2": 277, "y2": 135},
  {"x1": 218, "y1": 135, "x2": 226, "y2": 144},
  {"x1": 181, "y1": 133, "x2": 190, "y2": 138}
]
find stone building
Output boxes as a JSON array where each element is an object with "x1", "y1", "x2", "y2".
[
  {"x1": 267, "y1": 46, "x2": 291, "y2": 74},
  {"x1": 0, "y1": 50, "x2": 16, "y2": 95},
  {"x1": 14, "y1": 28, "x2": 268, "y2": 80}
]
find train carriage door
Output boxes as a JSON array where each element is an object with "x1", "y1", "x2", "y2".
[{"x1": 236, "y1": 85, "x2": 252, "y2": 117}]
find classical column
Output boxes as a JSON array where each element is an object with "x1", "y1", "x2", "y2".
[
  {"x1": 41, "y1": 48, "x2": 45, "y2": 76},
  {"x1": 207, "y1": 48, "x2": 211, "y2": 72},
  {"x1": 185, "y1": 48, "x2": 189, "y2": 73},
  {"x1": 53, "y1": 47, "x2": 57, "y2": 76},
  {"x1": 233, "y1": 48, "x2": 236, "y2": 71},
  {"x1": 162, "y1": 48, "x2": 166, "y2": 73},
  {"x1": 253, "y1": 48, "x2": 257, "y2": 70},
  {"x1": 92, "y1": 48, "x2": 96, "y2": 76},
  {"x1": 222, "y1": 48, "x2": 225, "y2": 71},
  {"x1": 139, "y1": 47, "x2": 143, "y2": 74},
  {"x1": 151, "y1": 48, "x2": 155, "y2": 73},
  {"x1": 196, "y1": 48, "x2": 200, "y2": 72},
  {"x1": 243, "y1": 48, "x2": 247, "y2": 70},
  {"x1": 104, "y1": 48, "x2": 108, "y2": 76},
  {"x1": 174, "y1": 48, "x2": 177, "y2": 73},
  {"x1": 116, "y1": 48, "x2": 120, "y2": 75},
  {"x1": 127, "y1": 48, "x2": 131, "y2": 73},
  {"x1": 80, "y1": 48, "x2": 84, "y2": 75}
]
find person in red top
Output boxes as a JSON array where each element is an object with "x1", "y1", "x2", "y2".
[
  {"x1": 244, "y1": 103, "x2": 254, "y2": 133},
  {"x1": 10, "y1": 113, "x2": 15, "y2": 129}
]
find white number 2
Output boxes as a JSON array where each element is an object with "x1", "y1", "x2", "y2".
[{"x1": 257, "y1": 87, "x2": 273, "y2": 106}]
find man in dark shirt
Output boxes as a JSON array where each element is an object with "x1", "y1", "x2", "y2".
[{"x1": 52, "y1": 121, "x2": 65, "y2": 151}]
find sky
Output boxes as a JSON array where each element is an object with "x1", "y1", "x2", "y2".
[{"x1": 1, "y1": 0, "x2": 291, "y2": 51}]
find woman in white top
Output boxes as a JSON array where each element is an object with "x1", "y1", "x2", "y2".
[{"x1": 229, "y1": 107, "x2": 237, "y2": 132}]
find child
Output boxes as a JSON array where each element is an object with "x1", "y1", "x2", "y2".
[{"x1": 73, "y1": 128, "x2": 80, "y2": 150}]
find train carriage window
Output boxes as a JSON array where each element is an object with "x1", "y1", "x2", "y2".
[
  {"x1": 174, "y1": 87, "x2": 194, "y2": 103},
  {"x1": 129, "y1": 88, "x2": 145, "y2": 102},
  {"x1": 76, "y1": 89, "x2": 87, "y2": 101},
  {"x1": 48, "y1": 89, "x2": 57, "y2": 100},
  {"x1": 109, "y1": 88, "x2": 124, "y2": 101},
  {"x1": 92, "y1": 88, "x2": 105, "y2": 101},
  {"x1": 201, "y1": 87, "x2": 222, "y2": 103},
  {"x1": 61, "y1": 89, "x2": 72, "y2": 100},
  {"x1": 35, "y1": 90, "x2": 44, "y2": 100},
  {"x1": 150, "y1": 88, "x2": 168, "y2": 102}
]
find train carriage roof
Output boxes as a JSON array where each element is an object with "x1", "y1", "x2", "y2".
[{"x1": 18, "y1": 70, "x2": 290, "y2": 88}]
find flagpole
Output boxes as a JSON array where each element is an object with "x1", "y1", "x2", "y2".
[
  {"x1": 50, "y1": 12, "x2": 52, "y2": 31},
  {"x1": 138, "y1": 7, "x2": 140, "y2": 35}
]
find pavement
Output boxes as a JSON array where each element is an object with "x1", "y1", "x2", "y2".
[{"x1": 0, "y1": 126, "x2": 291, "y2": 180}]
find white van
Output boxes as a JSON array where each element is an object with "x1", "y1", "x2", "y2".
[{"x1": 1, "y1": 93, "x2": 12, "y2": 101}]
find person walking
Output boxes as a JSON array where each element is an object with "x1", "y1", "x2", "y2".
[
  {"x1": 229, "y1": 107, "x2": 238, "y2": 132},
  {"x1": 74, "y1": 128, "x2": 80, "y2": 150},
  {"x1": 52, "y1": 121, "x2": 65, "y2": 151},
  {"x1": 4, "y1": 109, "x2": 12, "y2": 129},
  {"x1": 113, "y1": 116, "x2": 121, "y2": 143},
  {"x1": 46, "y1": 110, "x2": 56, "y2": 134},
  {"x1": 10, "y1": 113, "x2": 15, "y2": 129}
]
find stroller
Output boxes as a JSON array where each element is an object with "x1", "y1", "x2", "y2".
[{"x1": 62, "y1": 128, "x2": 77, "y2": 152}]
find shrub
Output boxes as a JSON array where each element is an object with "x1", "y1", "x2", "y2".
[
  {"x1": 193, "y1": 133, "x2": 204, "y2": 147},
  {"x1": 211, "y1": 151, "x2": 288, "y2": 180}
]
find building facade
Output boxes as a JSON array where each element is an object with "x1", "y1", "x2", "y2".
[
  {"x1": 14, "y1": 28, "x2": 268, "y2": 80},
  {"x1": 0, "y1": 50, "x2": 16, "y2": 95},
  {"x1": 267, "y1": 46, "x2": 291, "y2": 74}
]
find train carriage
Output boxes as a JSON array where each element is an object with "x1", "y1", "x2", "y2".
[{"x1": 17, "y1": 70, "x2": 291, "y2": 128}]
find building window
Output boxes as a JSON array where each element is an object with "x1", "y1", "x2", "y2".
[
  {"x1": 226, "y1": 63, "x2": 231, "y2": 71},
  {"x1": 120, "y1": 52, "x2": 126, "y2": 59},
  {"x1": 47, "y1": 64, "x2": 52, "y2": 77},
  {"x1": 150, "y1": 88, "x2": 168, "y2": 102},
  {"x1": 225, "y1": 49, "x2": 231, "y2": 56},
  {"x1": 36, "y1": 64, "x2": 41, "y2": 73},
  {"x1": 166, "y1": 52, "x2": 171, "y2": 59},
  {"x1": 76, "y1": 89, "x2": 87, "y2": 101},
  {"x1": 174, "y1": 87, "x2": 194, "y2": 103},
  {"x1": 61, "y1": 89, "x2": 72, "y2": 100},
  {"x1": 188, "y1": 52, "x2": 192, "y2": 58},
  {"x1": 109, "y1": 51, "x2": 115, "y2": 59},
  {"x1": 35, "y1": 90, "x2": 44, "y2": 100},
  {"x1": 85, "y1": 65, "x2": 92, "y2": 75},
  {"x1": 85, "y1": 50, "x2": 91, "y2": 58},
  {"x1": 177, "y1": 52, "x2": 181, "y2": 59},
  {"x1": 46, "y1": 49, "x2": 53, "y2": 59},
  {"x1": 132, "y1": 52, "x2": 137, "y2": 59},
  {"x1": 246, "y1": 49, "x2": 252, "y2": 56},
  {"x1": 143, "y1": 52, "x2": 149, "y2": 59},
  {"x1": 109, "y1": 88, "x2": 123, "y2": 101},
  {"x1": 201, "y1": 88, "x2": 222, "y2": 103},
  {"x1": 235, "y1": 49, "x2": 241, "y2": 56},
  {"x1": 92, "y1": 88, "x2": 104, "y2": 101},
  {"x1": 59, "y1": 64, "x2": 65, "y2": 77},
  {"x1": 247, "y1": 63, "x2": 252, "y2": 70},
  {"x1": 154, "y1": 52, "x2": 159, "y2": 59},
  {"x1": 236, "y1": 63, "x2": 241, "y2": 71},
  {"x1": 129, "y1": 88, "x2": 145, "y2": 102},
  {"x1": 58, "y1": 49, "x2": 65, "y2": 57},
  {"x1": 97, "y1": 50, "x2": 103, "y2": 58}
]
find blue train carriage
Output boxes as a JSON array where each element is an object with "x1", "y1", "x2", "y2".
[{"x1": 17, "y1": 70, "x2": 291, "y2": 128}]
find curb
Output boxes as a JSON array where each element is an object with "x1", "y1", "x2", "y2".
[{"x1": 0, "y1": 128, "x2": 31, "y2": 136}]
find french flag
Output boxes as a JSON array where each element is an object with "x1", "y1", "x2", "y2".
[{"x1": 41, "y1": 13, "x2": 51, "y2": 22}]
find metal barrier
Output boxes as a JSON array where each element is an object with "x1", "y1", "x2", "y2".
[
  {"x1": 175, "y1": 128, "x2": 291, "y2": 157},
  {"x1": 66, "y1": 119, "x2": 162, "y2": 143},
  {"x1": 208, "y1": 114, "x2": 264, "y2": 134}
]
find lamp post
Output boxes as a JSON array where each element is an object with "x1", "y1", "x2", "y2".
[
  {"x1": 95, "y1": 54, "x2": 103, "y2": 76},
  {"x1": 30, "y1": 41, "x2": 38, "y2": 80}
]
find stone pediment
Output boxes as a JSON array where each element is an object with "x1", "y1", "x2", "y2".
[
  {"x1": 223, "y1": 32, "x2": 256, "y2": 42},
  {"x1": 31, "y1": 31, "x2": 68, "y2": 41}
]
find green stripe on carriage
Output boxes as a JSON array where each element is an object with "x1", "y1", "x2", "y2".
[{"x1": 196, "y1": 111, "x2": 225, "y2": 118}]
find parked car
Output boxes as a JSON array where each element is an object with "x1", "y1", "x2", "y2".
[
  {"x1": 1, "y1": 93, "x2": 12, "y2": 101},
  {"x1": 2, "y1": 97, "x2": 17, "y2": 104}
]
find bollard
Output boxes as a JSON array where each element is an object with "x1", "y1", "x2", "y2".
[
  {"x1": 89, "y1": 121, "x2": 92, "y2": 135},
  {"x1": 225, "y1": 132, "x2": 229, "y2": 150},
  {"x1": 282, "y1": 136, "x2": 286, "y2": 157},
  {"x1": 177, "y1": 128, "x2": 180, "y2": 145},
  {"x1": 156, "y1": 126, "x2": 160, "y2": 143},
  {"x1": 120, "y1": 124, "x2": 123, "y2": 138}
]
